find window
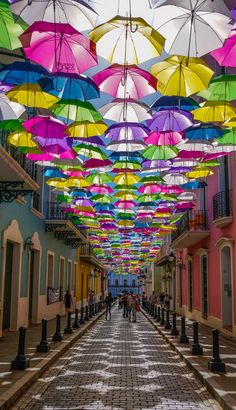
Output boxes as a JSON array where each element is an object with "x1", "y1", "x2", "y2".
[
  {"x1": 115, "y1": 279, "x2": 119, "y2": 287},
  {"x1": 67, "y1": 260, "x2": 72, "y2": 291},
  {"x1": 47, "y1": 253, "x2": 54, "y2": 288},
  {"x1": 59, "y1": 257, "x2": 65, "y2": 295},
  {"x1": 188, "y1": 259, "x2": 193, "y2": 311},
  {"x1": 124, "y1": 279, "x2": 127, "y2": 287},
  {"x1": 132, "y1": 279, "x2": 135, "y2": 287},
  {"x1": 201, "y1": 255, "x2": 208, "y2": 317}
]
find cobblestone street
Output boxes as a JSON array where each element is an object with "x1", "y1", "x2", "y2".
[{"x1": 14, "y1": 308, "x2": 221, "y2": 410}]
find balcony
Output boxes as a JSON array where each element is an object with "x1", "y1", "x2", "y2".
[
  {"x1": 171, "y1": 210, "x2": 209, "y2": 250},
  {"x1": 213, "y1": 190, "x2": 233, "y2": 228},
  {"x1": 45, "y1": 202, "x2": 87, "y2": 248},
  {"x1": 80, "y1": 244, "x2": 104, "y2": 269}
]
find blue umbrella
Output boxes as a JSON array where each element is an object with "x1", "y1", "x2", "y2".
[
  {"x1": 39, "y1": 73, "x2": 100, "y2": 101},
  {"x1": 185, "y1": 123, "x2": 225, "y2": 141},
  {"x1": 0, "y1": 62, "x2": 49, "y2": 85},
  {"x1": 182, "y1": 181, "x2": 207, "y2": 189},
  {"x1": 42, "y1": 168, "x2": 66, "y2": 178},
  {"x1": 94, "y1": 203, "x2": 115, "y2": 211},
  {"x1": 70, "y1": 189, "x2": 92, "y2": 198},
  {"x1": 109, "y1": 152, "x2": 143, "y2": 161},
  {"x1": 151, "y1": 96, "x2": 199, "y2": 112}
]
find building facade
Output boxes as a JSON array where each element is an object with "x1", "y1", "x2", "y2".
[{"x1": 108, "y1": 272, "x2": 142, "y2": 297}]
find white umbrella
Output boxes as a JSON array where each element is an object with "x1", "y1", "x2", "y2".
[
  {"x1": 99, "y1": 99, "x2": 152, "y2": 122},
  {"x1": 106, "y1": 140, "x2": 146, "y2": 151},
  {"x1": 10, "y1": 0, "x2": 97, "y2": 31},
  {"x1": 178, "y1": 192, "x2": 197, "y2": 201},
  {"x1": 176, "y1": 140, "x2": 213, "y2": 152},
  {"x1": 163, "y1": 173, "x2": 188, "y2": 185},
  {"x1": 152, "y1": 0, "x2": 232, "y2": 57},
  {"x1": 0, "y1": 94, "x2": 25, "y2": 120}
]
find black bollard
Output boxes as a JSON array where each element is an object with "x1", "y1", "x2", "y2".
[
  {"x1": 151, "y1": 304, "x2": 155, "y2": 317},
  {"x1": 53, "y1": 314, "x2": 63, "y2": 342},
  {"x1": 191, "y1": 322, "x2": 203, "y2": 355},
  {"x1": 37, "y1": 319, "x2": 50, "y2": 352},
  {"x1": 92, "y1": 303, "x2": 95, "y2": 315},
  {"x1": 156, "y1": 306, "x2": 161, "y2": 322},
  {"x1": 208, "y1": 329, "x2": 226, "y2": 372},
  {"x1": 11, "y1": 327, "x2": 30, "y2": 370},
  {"x1": 84, "y1": 305, "x2": 89, "y2": 321},
  {"x1": 64, "y1": 311, "x2": 73, "y2": 334},
  {"x1": 160, "y1": 308, "x2": 165, "y2": 326},
  {"x1": 89, "y1": 304, "x2": 93, "y2": 318},
  {"x1": 171, "y1": 312, "x2": 179, "y2": 336},
  {"x1": 73, "y1": 308, "x2": 80, "y2": 329},
  {"x1": 165, "y1": 309, "x2": 171, "y2": 330},
  {"x1": 154, "y1": 305, "x2": 157, "y2": 319},
  {"x1": 80, "y1": 306, "x2": 85, "y2": 324},
  {"x1": 179, "y1": 316, "x2": 189, "y2": 344}
]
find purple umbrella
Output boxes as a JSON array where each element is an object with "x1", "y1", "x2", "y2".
[
  {"x1": 146, "y1": 109, "x2": 193, "y2": 132},
  {"x1": 70, "y1": 136, "x2": 105, "y2": 146},
  {"x1": 35, "y1": 136, "x2": 72, "y2": 155},
  {"x1": 105, "y1": 122, "x2": 150, "y2": 141}
]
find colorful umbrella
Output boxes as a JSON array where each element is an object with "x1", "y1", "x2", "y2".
[
  {"x1": 0, "y1": 62, "x2": 49, "y2": 86},
  {"x1": 151, "y1": 96, "x2": 199, "y2": 112},
  {"x1": 185, "y1": 123, "x2": 225, "y2": 140},
  {"x1": 192, "y1": 101, "x2": 236, "y2": 123},
  {"x1": 51, "y1": 100, "x2": 102, "y2": 122},
  {"x1": 153, "y1": 0, "x2": 232, "y2": 57},
  {"x1": 7, "y1": 131, "x2": 37, "y2": 149},
  {"x1": 100, "y1": 99, "x2": 152, "y2": 122},
  {"x1": 151, "y1": 55, "x2": 214, "y2": 97},
  {"x1": 7, "y1": 84, "x2": 59, "y2": 108},
  {"x1": 92, "y1": 64, "x2": 157, "y2": 99},
  {"x1": 143, "y1": 145, "x2": 178, "y2": 160},
  {"x1": 89, "y1": 16, "x2": 165, "y2": 64},
  {"x1": 198, "y1": 74, "x2": 236, "y2": 101},
  {"x1": 147, "y1": 109, "x2": 193, "y2": 132},
  {"x1": 0, "y1": 0, "x2": 27, "y2": 50},
  {"x1": 10, "y1": 0, "x2": 97, "y2": 31},
  {"x1": 0, "y1": 94, "x2": 25, "y2": 119},
  {"x1": 20, "y1": 22, "x2": 97, "y2": 75},
  {"x1": 66, "y1": 120, "x2": 107, "y2": 138},
  {"x1": 210, "y1": 33, "x2": 236, "y2": 67},
  {"x1": 145, "y1": 130, "x2": 184, "y2": 145},
  {"x1": 23, "y1": 116, "x2": 66, "y2": 138}
]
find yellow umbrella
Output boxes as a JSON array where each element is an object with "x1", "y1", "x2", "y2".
[
  {"x1": 186, "y1": 167, "x2": 213, "y2": 179},
  {"x1": 66, "y1": 121, "x2": 108, "y2": 138},
  {"x1": 113, "y1": 192, "x2": 137, "y2": 200},
  {"x1": 113, "y1": 173, "x2": 140, "y2": 185},
  {"x1": 192, "y1": 101, "x2": 236, "y2": 123},
  {"x1": 6, "y1": 84, "x2": 59, "y2": 108},
  {"x1": 117, "y1": 220, "x2": 134, "y2": 227},
  {"x1": 89, "y1": 16, "x2": 165, "y2": 64},
  {"x1": 7, "y1": 131, "x2": 37, "y2": 148},
  {"x1": 65, "y1": 177, "x2": 89, "y2": 188},
  {"x1": 223, "y1": 117, "x2": 236, "y2": 128},
  {"x1": 46, "y1": 179, "x2": 67, "y2": 188},
  {"x1": 151, "y1": 55, "x2": 214, "y2": 97}
]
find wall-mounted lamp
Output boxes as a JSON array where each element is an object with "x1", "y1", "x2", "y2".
[{"x1": 24, "y1": 237, "x2": 34, "y2": 251}]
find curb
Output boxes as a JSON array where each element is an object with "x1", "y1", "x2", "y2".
[
  {"x1": 142, "y1": 309, "x2": 236, "y2": 410},
  {"x1": 0, "y1": 309, "x2": 106, "y2": 410}
]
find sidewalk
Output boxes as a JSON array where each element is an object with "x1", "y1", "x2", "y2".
[
  {"x1": 0, "y1": 308, "x2": 106, "y2": 409},
  {"x1": 142, "y1": 308, "x2": 236, "y2": 410}
]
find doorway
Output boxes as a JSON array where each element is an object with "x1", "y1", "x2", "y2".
[
  {"x1": 3, "y1": 241, "x2": 14, "y2": 330},
  {"x1": 201, "y1": 255, "x2": 208, "y2": 318},
  {"x1": 28, "y1": 250, "x2": 35, "y2": 321},
  {"x1": 188, "y1": 259, "x2": 193, "y2": 312},
  {"x1": 221, "y1": 246, "x2": 233, "y2": 330}
]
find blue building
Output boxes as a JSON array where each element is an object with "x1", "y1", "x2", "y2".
[{"x1": 108, "y1": 271, "x2": 142, "y2": 297}]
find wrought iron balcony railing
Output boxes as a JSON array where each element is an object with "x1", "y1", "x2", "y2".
[
  {"x1": 213, "y1": 190, "x2": 232, "y2": 221},
  {"x1": 171, "y1": 210, "x2": 208, "y2": 243}
]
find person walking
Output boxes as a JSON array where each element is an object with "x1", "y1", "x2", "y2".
[
  {"x1": 130, "y1": 294, "x2": 137, "y2": 322},
  {"x1": 159, "y1": 292, "x2": 165, "y2": 307},
  {"x1": 105, "y1": 292, "x2": 112, "y2": 320},
  {"x1": 64, "y1": 289, "x2": 73, "y2": 314}
]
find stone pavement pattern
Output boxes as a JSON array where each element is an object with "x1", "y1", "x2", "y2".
[{"x1": 14, "y1": 308, "x2": 221, "y2": 410}]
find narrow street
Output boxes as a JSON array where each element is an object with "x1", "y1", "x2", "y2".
[{"x1": 15, "y1": 308, "x2": 221, "y2": 410}]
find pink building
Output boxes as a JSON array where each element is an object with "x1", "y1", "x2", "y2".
[{"x1": 167, "y1": 154, "x2": 236, "y2": 337}]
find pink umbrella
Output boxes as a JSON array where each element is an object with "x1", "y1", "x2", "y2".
[
  {"x1": 26, "y1": 153, "x2": 55, "y2": 161},
  {"x1": 88, "y1": 184, "x2": 113, "y2": 194},
  {"x1": 58, "y1": 149, "x2": 77, "y2": 159},
  {"x1": 211, "y1": 32, "x2": 236, "y2": 67},
  {"x1": 20, "y1": 22, "x2": 97, "y2": 75},
  {"x1": 92, "y1": 64, "x2": 157, "y2": 99},
  {"x1": 83, "y1": 158, "x2": 112, "y2": 169},
  {"x1": 23, "y1": 116, "x2": 66, "y2": 138},
  {"x1": 138, "y1": 184, "x2": 162, "y2": 194},
  {"x1": 177, "y1": 150, "x2": 204, "y2": 159},
  {"x1": 73, "y1": 199, "x2": 93, "y2": 206},
  {"x1": 161, "y1": 186, "x2": 184, "y2": 194},
  {"x1": 145, "y1": 130, "x2": 184, "y2": 145},
  {"x1": 115, "y1": 200, "x2": 136, "y2": 208}
]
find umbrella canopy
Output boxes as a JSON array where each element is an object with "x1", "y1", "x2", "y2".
[
  {"x1": 100, "y1": 99, "x2": 152, "y2": 122},
  {"x1": 20, "y1": 22, "x2": 97, "y2": 75},
  {"x1": 10, "y1": 0, "x2": 97, "y2": 31},
  {"x1": 151, "y1": 96, "x2": 199, "y2": 112},
  {"x1": 146, "y1": 130, "x2": 184, "y2": 145},
  {"x1": 0, "y1": 62, "x2": 49, "y2": 86},
  {"x1": 192, "y1": 101, "x2": 236, "y2": 123},
  {"x1": 153, "y1": 0, "x2": 232, "y2": 57},
  {"x1": 147, "y1": 109, "x2": 193, "y2": 132},
  {"x1": 151, "y1": 55, "x2": 214, "y2": 97},
  {"x1": 92, "y1": 64, "x2": 157, "y2": 99},
  {"x1": 39, "y1": 73, "x2": 100, "y2": 100},
  {"x1": 7, "y1": 84, "x2": 59, "y2": 108},
  {"x1": 23, "y1": 115, "x2": 66, "y2": 138},
  {"x1": 210, "y1": 33, "x2": 236, "y2": 68},
  {"x1": 51, "y1": 100, "x2": 102, "y2": 122},
  {"x1": 105, "y1": 123, "x2": 149, "y2": 141},
  {"x1": 198, "y1": 74, "x2": 236, "y2": 101},
  {"x1": 0, "y1": 94, "x2": 25, "y2": 120},
  {"x1": 0, "y1": 0, "x2": 27, "y2": 50},
  {"x1": 107, "y1": 140, "x2": 146, "y2": 151},
  {"x1": 89, "y1": 16, "x2": 165, "y2": 64},
  {"x1": 66, "y1": 120, "x2": 107, "y2": 138},
  {"x1": 185, "y1": 123, "x2": 224, "y2": 140},
  {"x1": 143, "y1": 145, "x2": 178, "y2": 160},
  {"x1": 113, "y1": 173, "x2": 140, "y2": 185},
  {"x1": 7, "y1": 131, "x2": 37, "y2": 149}
]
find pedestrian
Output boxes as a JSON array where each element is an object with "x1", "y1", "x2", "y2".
[
  {"x1": 130, "y1": 294, "x2": 138, "y2": 322},
  {"x1": 123, "y1": 293, "x2": 129, "y2": 318},
  {"x1": 64, "y1": 289, "x2": 73, "y2": 314},
  {"x1": 150, "y1": 290, "x2": 157, "y2": 304},
  {"x1": 165, "y1": 294, "x2": 170, "y2": 310},
  {"x1": 105, "y1": 292, "x2": 112, "y2": 320},
  {"x1": 159, "y1": 292, "x2": 165, "y2": 307}
]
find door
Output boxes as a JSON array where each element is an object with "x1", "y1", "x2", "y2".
[
  {"x1": 221, "y1": 246, "x2": 232, "y2": 330},
  {"x1": 3, "y1": 242, "x2": 14, "y2": 330},
  {"x1": 201, "y1": 255, "x2": 208, "y2": 318},
  {"x1": 179, "y1": 265, "x2": 183, "y2": 307},
  {"x1": 188, "y1": 260, "x2": 193, "y2": 312},
  {"x1": 28, "y1": 250, "x2": 35, "y2": 321}
]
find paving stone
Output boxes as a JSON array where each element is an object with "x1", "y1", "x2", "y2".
[{"x1": 13, "y1": 308, "x2": 222, "y2": 410}]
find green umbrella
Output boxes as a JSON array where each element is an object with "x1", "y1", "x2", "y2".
[
  {"x1": 0, "y1": 119, "x2": 24, "y2": 131},
  {"x1": 198, "y1": 75, "x2": 236, "y2": 101},
  {"x1": 113, "y1": 184, "x2": 137, "y2": 191},
  {"x1": 56, "y1": 195, "x2": 72, "y2": 203},
  {"x1": 73, "y1": 144, "x2": 107, "y2": 159},
  {"x1": 113, "y1": 160, "x2": 141, "y2": 170},
  {"x1": 51, "y1": 100, "x2": 103, "y2": 122},
  {"x1": 160, "y1": 193, "x2": 178, "y2": 202},
  {"x1": 91, "y1": 194, "x2": 114, "y2": 203},
  {"x1": 86, "y1": 173, "x2": 113, "y2": 184},
  {"x1": 0, "y1": 0, "x2": 27, "y2": 50},
  {"x1": 143, "y1": 145, "x2": 178, "y2": 160},
  {"x1": 137, "y1": 194, "x2": 161, "y2": 202},
  {"x1": 139, "y1": 175, "x2": 164, "y2": 184},
  {"x1": 214, "y1": 128, "x2": 236, "y2": 145}
]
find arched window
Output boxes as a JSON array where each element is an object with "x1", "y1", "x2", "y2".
[
  {"x1": 132, "y1": 279, "x2": 135, "y2": 287},
  {"x1": 115, "y1": 279, "x2": 118, "y2": 287},
  {"x1": 124, "y1": 279, "x2": 127, "y2": 287}
]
